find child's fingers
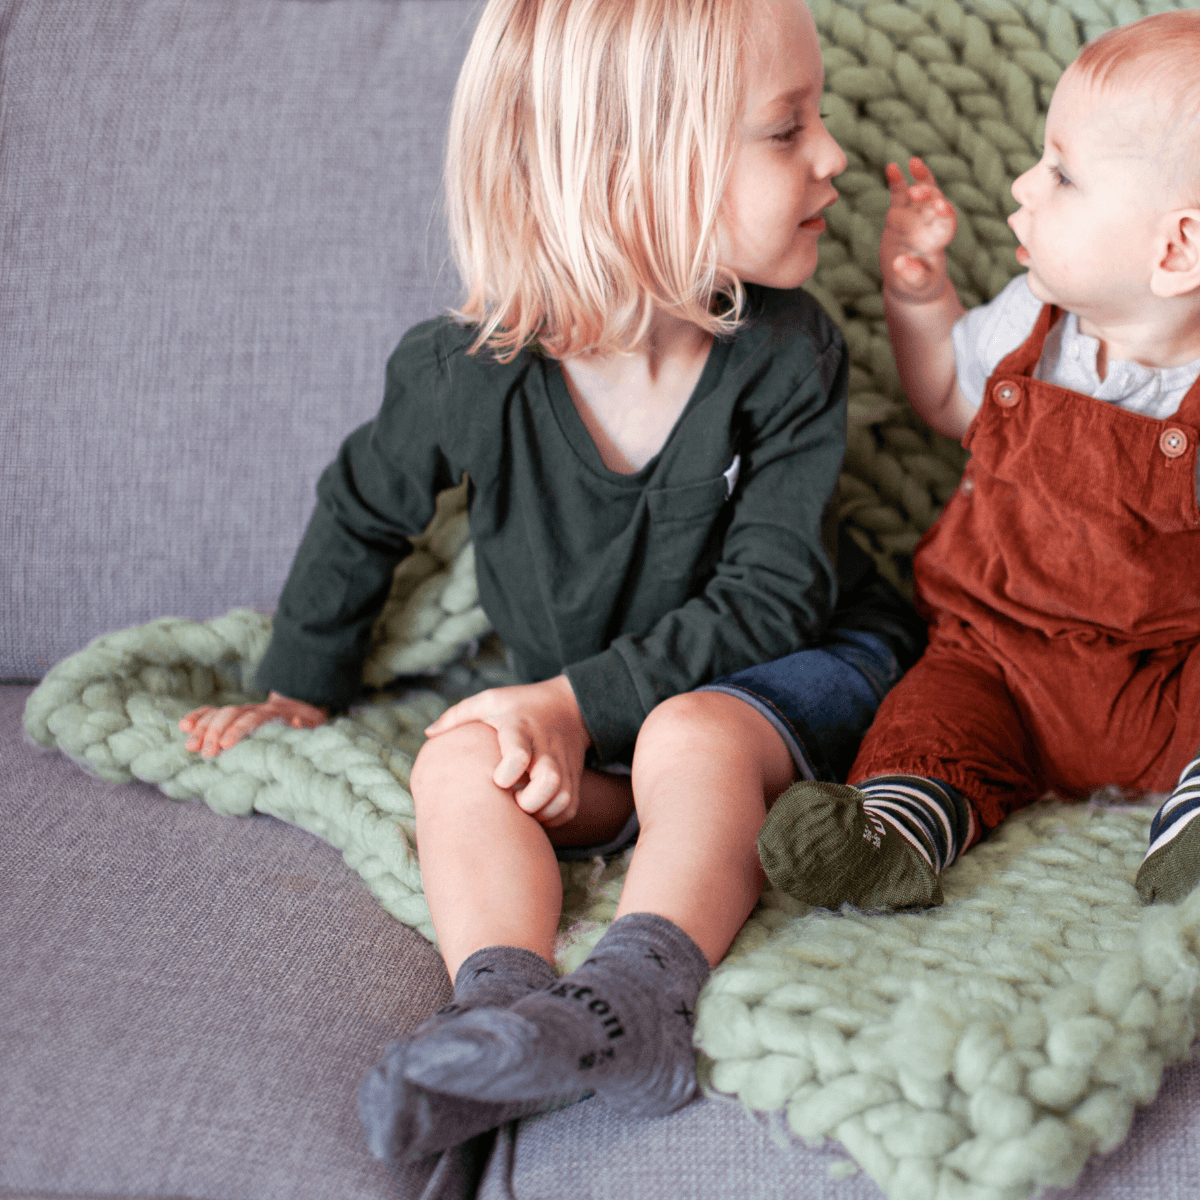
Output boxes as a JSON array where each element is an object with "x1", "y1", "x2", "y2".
[
  {"x1": 218, "y1": 708, "x2": 276, "y2": 748},
  {"x1": 514, "y1": 755, "x2": 563, "y2": 816},
  {"x1": 194, "y1": 706, "x2": 244, "y2": 757},
  {"x1": 492, "y1": 727, "x2": 533, "y2": 790},
  {"x1": 535, "y1": 788, "x2": 574, "y2": 826},
  {"x1": 179, "y1": 706, "x2": 215, "y2": 733}
]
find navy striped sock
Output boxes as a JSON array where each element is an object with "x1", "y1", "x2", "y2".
[
  {"x1": 859, "y1": 775, "x2": 974, "y2": 875},
  {"x1": 1136, "y1": 755, "x2": 1200, "y2": 905}
]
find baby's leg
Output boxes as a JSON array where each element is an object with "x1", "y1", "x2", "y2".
[
  {"x1": 398, "y1": 693, "x2": 795, "y2": 1119},
  {"x1": 1137, "y1": 751, "x2": 1200, "y2": 904},
  {"x1": 759, "y1": 637, "x2": 1040, "y2": 909}
]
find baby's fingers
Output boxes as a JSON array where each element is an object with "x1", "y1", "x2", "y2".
[
  {"x1": 885, "y1": 161, "x2": 911, "y2": 205},
  {"x1": 892, "y1": 253, "x2": 935, "y2": 290}
]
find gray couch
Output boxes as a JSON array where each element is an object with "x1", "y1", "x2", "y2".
[{"x1": 3, "y1": 2, "x2": 1198, "y2": 1198}]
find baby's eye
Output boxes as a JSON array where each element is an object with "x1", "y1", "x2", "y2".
[{"x1": 1049, "y1": 164, "x2": 1071, "y2": 187}]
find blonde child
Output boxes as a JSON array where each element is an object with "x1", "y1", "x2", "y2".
[
  {"x1": 179, "y1": 0, "x2": 924, "y2": 1159},
  {"x1": 759, "y1": 11, "x2": 1200, "y2": 913}
]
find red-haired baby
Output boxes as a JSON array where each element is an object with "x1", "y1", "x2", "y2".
[{"x1": 760, "y1": 11, "x2": 1200, "y2": 913}]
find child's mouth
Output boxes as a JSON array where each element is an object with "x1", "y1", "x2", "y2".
[{"x1": 800, "y1": 216, "x2": 826, "y2": 232}]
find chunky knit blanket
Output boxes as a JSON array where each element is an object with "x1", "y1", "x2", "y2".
[{"x1": 24, "y1": 0, "x2": 1200, "y2": 1196}]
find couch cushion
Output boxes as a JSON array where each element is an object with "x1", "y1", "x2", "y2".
[
  {"x1": 0, "y1": 684, "x2": 451, "y2": 1199},
  {"x1": 0, "y1": 0, "x2": 474, "y2": 680}
]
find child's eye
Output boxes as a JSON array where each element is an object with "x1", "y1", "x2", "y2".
[{"x1": 773, "y1": 124, "x2": 803, "y2": 143}]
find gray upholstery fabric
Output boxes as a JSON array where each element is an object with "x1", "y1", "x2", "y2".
[
  {"x1": 4, "y1": 670, "x2": 1200, "y2": 1199},
  {"x1": 0, "y1": 0, "x2": 476, "y2": 680},
  {"x1": 0, "y1": 684, "x2": 451, "y2": 1199},
  {"x1": 488, "y1": 1063, "x2": 1200, "y2": 1200}
]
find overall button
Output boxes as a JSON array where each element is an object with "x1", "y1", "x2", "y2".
[
  {"x1": 1160, "y1": 427, "x2": 1188, "y2": 458},
  {"x1": 993, "y1": 380, "x2": 1022, "y2": 407}
]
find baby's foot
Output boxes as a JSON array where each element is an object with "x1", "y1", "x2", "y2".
[
  {"x1": 757, "y1": 779, "x2": 970, "y2": 910},
  {"x1": 359, "y1": 945, "x2": 580, "y2": 1161},
  {"x1": 401, "y1": 913, "x2": 709, "y2": 1120},
  {"x1": 1136, "y1": 760, "x2": 1200, "y2": 904}
]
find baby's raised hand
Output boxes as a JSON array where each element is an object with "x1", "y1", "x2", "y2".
[
  {"x1": 423, "y1": 676, "x2": 592, "y2": 828},
  {"x1": 180, "y1": 691, "x2": 327, "y2": 757},
  {"x1": 881, "y1": 157, "x2": 958, "y2": 304}
]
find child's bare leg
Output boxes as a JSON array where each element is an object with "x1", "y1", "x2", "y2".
[
  {"x1": 616, "y1": 690, "x2": 795, "y2": 962},
  {"x1": 399, "y1": 692, "x2": 796, "y2": 1121},
  {"x1": 410, "y1": 720, "x2": 564, "y2": 973},
  {"x1": 360, "y1": 722, "x2": 636, "y2": 1161}
]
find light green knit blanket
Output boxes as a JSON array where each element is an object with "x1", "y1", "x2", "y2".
[{"x1": 24, "y1": 0, "x2": 1200, "y2": 1196}]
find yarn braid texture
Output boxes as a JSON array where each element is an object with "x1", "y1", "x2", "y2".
[{"x1": 23, "y1": 0, "x2": 1200, "y2": 1195}]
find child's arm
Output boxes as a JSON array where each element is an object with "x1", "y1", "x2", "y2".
[{"x1": 881, "y1": 157, "x2": 975, "y2": 441}]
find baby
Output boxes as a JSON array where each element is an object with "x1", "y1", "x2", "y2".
[{"x1": 759, "y1": 10, "x2": 1200, "y2": 910}]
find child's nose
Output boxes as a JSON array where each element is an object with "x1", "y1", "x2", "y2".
[
  {"x1": 1010, "y1": 166, "x2": 1035, "y2": 207},
  {"x1": 817, "y1": 125, "x2": 848, "y2": 180}
]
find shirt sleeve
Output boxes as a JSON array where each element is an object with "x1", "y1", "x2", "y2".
[
  {"x1": 254, "y1": 321, "x2": 463, "y2": 710},
  {"x1": 951, "y1": 274, "x2": 1042, "y2": 410},
  {"x1": 565, "y1": 310, "x2": 848, "y2": 762}
]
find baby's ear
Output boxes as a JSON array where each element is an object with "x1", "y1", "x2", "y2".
[{"x1": 1150, "y1": 209, "x2": 1200, "y2": 298}]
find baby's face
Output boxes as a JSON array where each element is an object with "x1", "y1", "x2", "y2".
[
  {"x1": 1007, "y1": 66, "x2": 1179, "y2": 322},
  {"x1": 717, "y1": 0, "x2": 846, "y2": 290}
]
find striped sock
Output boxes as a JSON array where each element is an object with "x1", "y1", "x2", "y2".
[
  {"x1": 858, "y1": 775, "x2": 975, "y2": 875},
  {"x1": 1136, "y1": 754, "x2": 1200, "y2": 905}
]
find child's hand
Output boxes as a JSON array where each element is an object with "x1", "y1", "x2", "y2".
[
  {"x1": 881, "y1": 157, "x2": 958, "y2": 305},
  {"x1": 179, "y1": 691, "x2": 327, "y2": 757},
  {"x1": 424, "y1": 676, "x2": 592, "y2": 828}
]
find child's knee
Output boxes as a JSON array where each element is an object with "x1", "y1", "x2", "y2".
[
  {"x1": 633, "y1": 690, "x2": 785, "y2": 773},
  {"x1": 410, "y1": 721, "x2": 502, "y2": 802}
]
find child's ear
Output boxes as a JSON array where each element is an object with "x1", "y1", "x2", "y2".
[{"x1": 1150, "y1": 210, "x2": 1200, "y2": 298}]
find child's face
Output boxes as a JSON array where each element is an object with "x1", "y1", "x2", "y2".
[
  {"x1": 1008, "y1": 66, "x2": 1175, "y2": 321},
  {"x1": 718, "y1": 0, "x2": 846, "y2": 290}
]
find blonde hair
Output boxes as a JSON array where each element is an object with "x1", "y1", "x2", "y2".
[
  {"x1": 444, "y1": 0, "x2": 751, "y2": 361},
  {"x1": 1072, "y1": 10, "x2": 1200, "y2": 204}
]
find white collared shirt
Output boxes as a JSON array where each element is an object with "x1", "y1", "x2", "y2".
[{"x1": 952, "y1": 275, "x2": 1200, "y2": 418}]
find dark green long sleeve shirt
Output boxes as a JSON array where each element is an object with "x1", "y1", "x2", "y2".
[{"x1": 256, "y1": 284, "x2": 850, "y2": 763}]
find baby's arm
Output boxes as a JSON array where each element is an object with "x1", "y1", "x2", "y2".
[
  {"x1": 180, "y1": 692, "x2": 327, "y2": 757},
  {"x1": 881, "y1": 157, "x2": 975, "y2": 440},
  {"x1": 422, "y1": 675, "x2": 592, "y2": 827}
]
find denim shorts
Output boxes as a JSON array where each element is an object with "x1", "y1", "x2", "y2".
[
  {"x1": 555, "y1": 574, "x2": 925, "y2": 861},
  {"x1": 699, "y1": 574, "x2": 925, "y2": 784}
]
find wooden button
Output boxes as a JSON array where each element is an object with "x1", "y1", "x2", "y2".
[
  {"x1": 993, "y1": 380, "x2": 1022, "y2": 407},
  {"x1": 1160, "y1": 427, "x2": 1188, "y2": 458}
]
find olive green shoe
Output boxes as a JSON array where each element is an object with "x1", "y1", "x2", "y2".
[
  {"x1": 1135, "y1": 817, "x2": 1200, "y2": 905},
  {"x1": 757, "y1": 781, "x2": 943, "y2": 910}
]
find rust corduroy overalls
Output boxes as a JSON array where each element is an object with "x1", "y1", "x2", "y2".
[{"x1": 849, "y1": 304, "x2": 1200, "y2": 832}]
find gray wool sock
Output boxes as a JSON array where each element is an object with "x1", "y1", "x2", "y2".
[
  {"x1": 359, "y1": 944, "x2": 572, "y2": 1162},
  {"x1": 401, "y1": 912, "x2": 710, "y2": 1119}
]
